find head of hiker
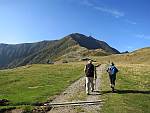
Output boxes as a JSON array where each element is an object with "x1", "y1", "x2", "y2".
[
  {"x1": 111, "y1": 62, "x2": 114, "y2": 66},
  {"x1": 88, "y1": 60, "x2": 92, "y2": 64}
]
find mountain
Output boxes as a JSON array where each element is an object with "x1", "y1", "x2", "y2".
[{"x1": 0, "y1": 33, "x2": 120, "y2": 69}]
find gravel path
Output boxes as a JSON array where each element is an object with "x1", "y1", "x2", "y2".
[{"x1": 47, "y1": 65, "x2": 105, "y2": 113}]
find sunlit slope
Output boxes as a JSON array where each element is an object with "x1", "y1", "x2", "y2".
[{"x1": 94, "y1": 47, "x2": 150, "y2": 64}]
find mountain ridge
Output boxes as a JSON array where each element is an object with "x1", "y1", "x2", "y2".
[
  {"x1": 65, "y1": 33, "x2": 120, "y2": 53},
  {"x1": 0, "y1": 33, "x2": 120, "y2": 69}
]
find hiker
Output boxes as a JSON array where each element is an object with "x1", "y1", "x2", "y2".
[
  {"x1": 107, "y1": 62, "x2": 118, "y2": 92},
  {"x1": 84, "y1": 60, "x2": 97, "y2": 95}
]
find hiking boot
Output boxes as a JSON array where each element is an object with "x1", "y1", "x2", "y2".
[
  {"x1": 112, "y1": 87, "x2": 115, "y2": 93},
  {"x1": 86, "y1": 93, "x2": 90, "y2": 95},
  {"x1": 110, "y1": 84, "x2": 115, "y2": 88}
]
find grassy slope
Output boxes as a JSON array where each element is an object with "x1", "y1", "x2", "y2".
[
  {"x1": 93, "y1": 47, "x2": 150, "y2": 65},
  {"x1": 91, "y1": 47, "x2": 150, "y2": 113},
  {"x1": 0, "y1": 63, "x2": 84, "y2": 110},
  {"x1": 100, "y1": 65, "x2": 150, "y2": 113},
  {"x1": 56, "y1": 45, "x2": 110, "y2": 62}
]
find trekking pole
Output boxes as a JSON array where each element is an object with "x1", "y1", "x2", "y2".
[
  {"x1": 94, "y1": 78, "x2": 96, "y2": 90},
  {"x1": 94, "y1": 67, "x2": 97, "y2": 90}
]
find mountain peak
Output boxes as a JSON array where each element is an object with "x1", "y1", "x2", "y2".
[{"x1": 64, "y1": 33, "x2": 120, "y2": 54}]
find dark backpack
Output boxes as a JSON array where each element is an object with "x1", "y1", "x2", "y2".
[{"x1": 85, "y1": 64, "x2": 94, "y2": 77}]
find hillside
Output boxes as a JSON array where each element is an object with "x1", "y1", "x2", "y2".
[
  {"x1": 0, "y1": 45, "x2": 149, "y2": 113},
  {"x1": 0, "y1": 33, "x2": 120, "y2": 69},
  {"x1": 94, "y1": 47, "x2": 150, "y2": 64}
]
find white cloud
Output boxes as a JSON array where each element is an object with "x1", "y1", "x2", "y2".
[
  {"x1": 125, "y1": 19, "x2": 137, "y2": 25},
  {"x1": 77, "y1": 0, "x2": 137, "y2": 24},
  {"x1": 94, "y1": 6, "x2": 124, "y2": 18},
  {"x1": 135, "y1": 34, "x2": 150, "y2": 40},
  {"x1": 79, "y1": 0, "x2": 124, "y2": 18}
]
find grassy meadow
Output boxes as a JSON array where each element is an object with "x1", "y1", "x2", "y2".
[
  {"x1": 0, "y1": 63, "x2": 84, "y2": 111},
  {"x1": 100, "y1": 64, "x2": 150, "y2": 113},
  {"x1": 94, "y1": 48, "x2": 150, "y2": 113},
  {"x1": 0, "y1": 47, "x2": 150, "y2": 112}
]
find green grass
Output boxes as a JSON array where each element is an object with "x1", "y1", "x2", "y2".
[
  {"x1": 101, "y1": 64, "x2": 150, "y2": 113},
  {"x1": 0, "y1": 63, "x2": 84, "y2": 110},
  {"x1": 1, "y1": 55, "x2": 150, "y2": 113}
]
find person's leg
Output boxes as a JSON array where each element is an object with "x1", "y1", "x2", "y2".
[
  {"x1": 112, "y1": 77, "x2": 116, "y2": 86},
  {"x1": 111, "y1": 75, "x2": 116, "y2": 92},
  {"x1": 109, "y1": 75, "x2": 114, "y2": 92},
  {"x1": 109, "y1": 75, "x2": 113, "y2": 87},
  {"x1": 89, "y1": 77, "x2": 94, "y2": 91},
  {"x1": 86, "y1": 77, "x2": 90, "y2": 94}
]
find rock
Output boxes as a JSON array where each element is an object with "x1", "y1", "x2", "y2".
[{"x1": 0, "y1": 99, "x2": 9, "y2": 105}]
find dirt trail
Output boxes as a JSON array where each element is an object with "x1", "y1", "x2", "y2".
[{"x1": 47, "y1": 65, "x2": 105, "y2": 113}]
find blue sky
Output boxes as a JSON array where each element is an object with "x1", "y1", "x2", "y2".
[{"x1": 0, "y1": 0, "x2": 150, "y2": 52}]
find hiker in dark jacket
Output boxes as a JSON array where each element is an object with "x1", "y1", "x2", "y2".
[
  {"x1": 84, "y1": 60, "x2": 97, "y2": 95},
  {"x1": 107, "y1": 62, "x2": 118, "y2": 92}
]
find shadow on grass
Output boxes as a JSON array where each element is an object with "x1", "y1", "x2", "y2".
[{"x1": 101, "y1": 89, "x2": 150, "y2": 94}]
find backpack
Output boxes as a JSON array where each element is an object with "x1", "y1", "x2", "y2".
[
  {"x1": 108, "y1": 66, "x2": 118, "y2": 75},
  {"x1": 85, "y1": 64, "x2": 94, "y2": 77}
]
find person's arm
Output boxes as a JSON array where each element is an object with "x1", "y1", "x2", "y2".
[
  {"x1": 84, "y1": 65, "x2": 87, "y2": 74},
  {"x1": 107, "y1": 66, "x2": 111, "y2": 73},
  {"x1": 95, "y1": 64, "x2": 101, "y2": 67},
  {"x1": 106, "y1": 67, "x2": 109, "y2": 72},
  {"x1": 94, "y1": 66, "x2": 97, "y2": 79}
]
